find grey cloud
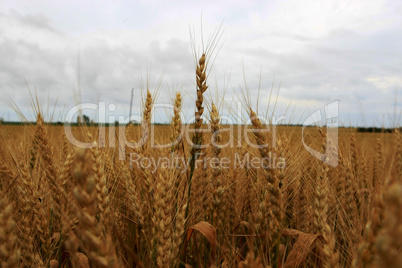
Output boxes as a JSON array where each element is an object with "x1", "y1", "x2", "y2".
[
  {"x1": 9, "y1": 10, "x2": 58, "y2": 33},
  {"x1": 0, "y1": 4, "x2": 401, "y2": 127},
  {"x1": 210, "y1": 26, "x2": 401, "y2": 126}
]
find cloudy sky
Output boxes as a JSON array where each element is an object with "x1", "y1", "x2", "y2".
[{"x1": 0, "y1": 0, "x2": 401, "y2": 127}]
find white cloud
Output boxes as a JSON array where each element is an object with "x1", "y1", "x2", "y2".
[
  {"x1": 0, "y1": 1, "x2": 401, "y2": 126},
  {"x1": 367, "y1": 76, "x2": 402, "y2": 90}
]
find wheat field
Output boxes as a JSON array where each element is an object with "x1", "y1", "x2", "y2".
[{"x1": 0, "y1": 53, "x2": 401, "y2": 268}]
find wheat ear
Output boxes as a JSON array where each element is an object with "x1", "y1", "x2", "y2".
[
  {"x1": 186, "y1": 53, "x2": 208, "y2": 219},
  {"x1": 171, "y1": 92, "x2": 183, "y2": 153},
  {"x1": 73, "y1": 148, "x2": 118, "y2": 268},
  {"x1": 0, "y1": 196, "x2": 20, "y2": 267}
]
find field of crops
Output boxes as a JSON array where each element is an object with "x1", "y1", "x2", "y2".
[{"x1": 0, "y1": 54, "x2": 401, "y2": 268}]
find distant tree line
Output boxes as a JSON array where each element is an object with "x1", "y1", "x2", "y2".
[
  {"x1": 356, "y1": 127, "x2": 401, "y2": 133},
  {"x1": 77, "y1": 114, "x2": 91, "y2": 124}
]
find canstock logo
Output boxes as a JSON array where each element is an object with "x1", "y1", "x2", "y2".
[{"x1": 302, "y1": 100, "x2": 339, "y2": 167}]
